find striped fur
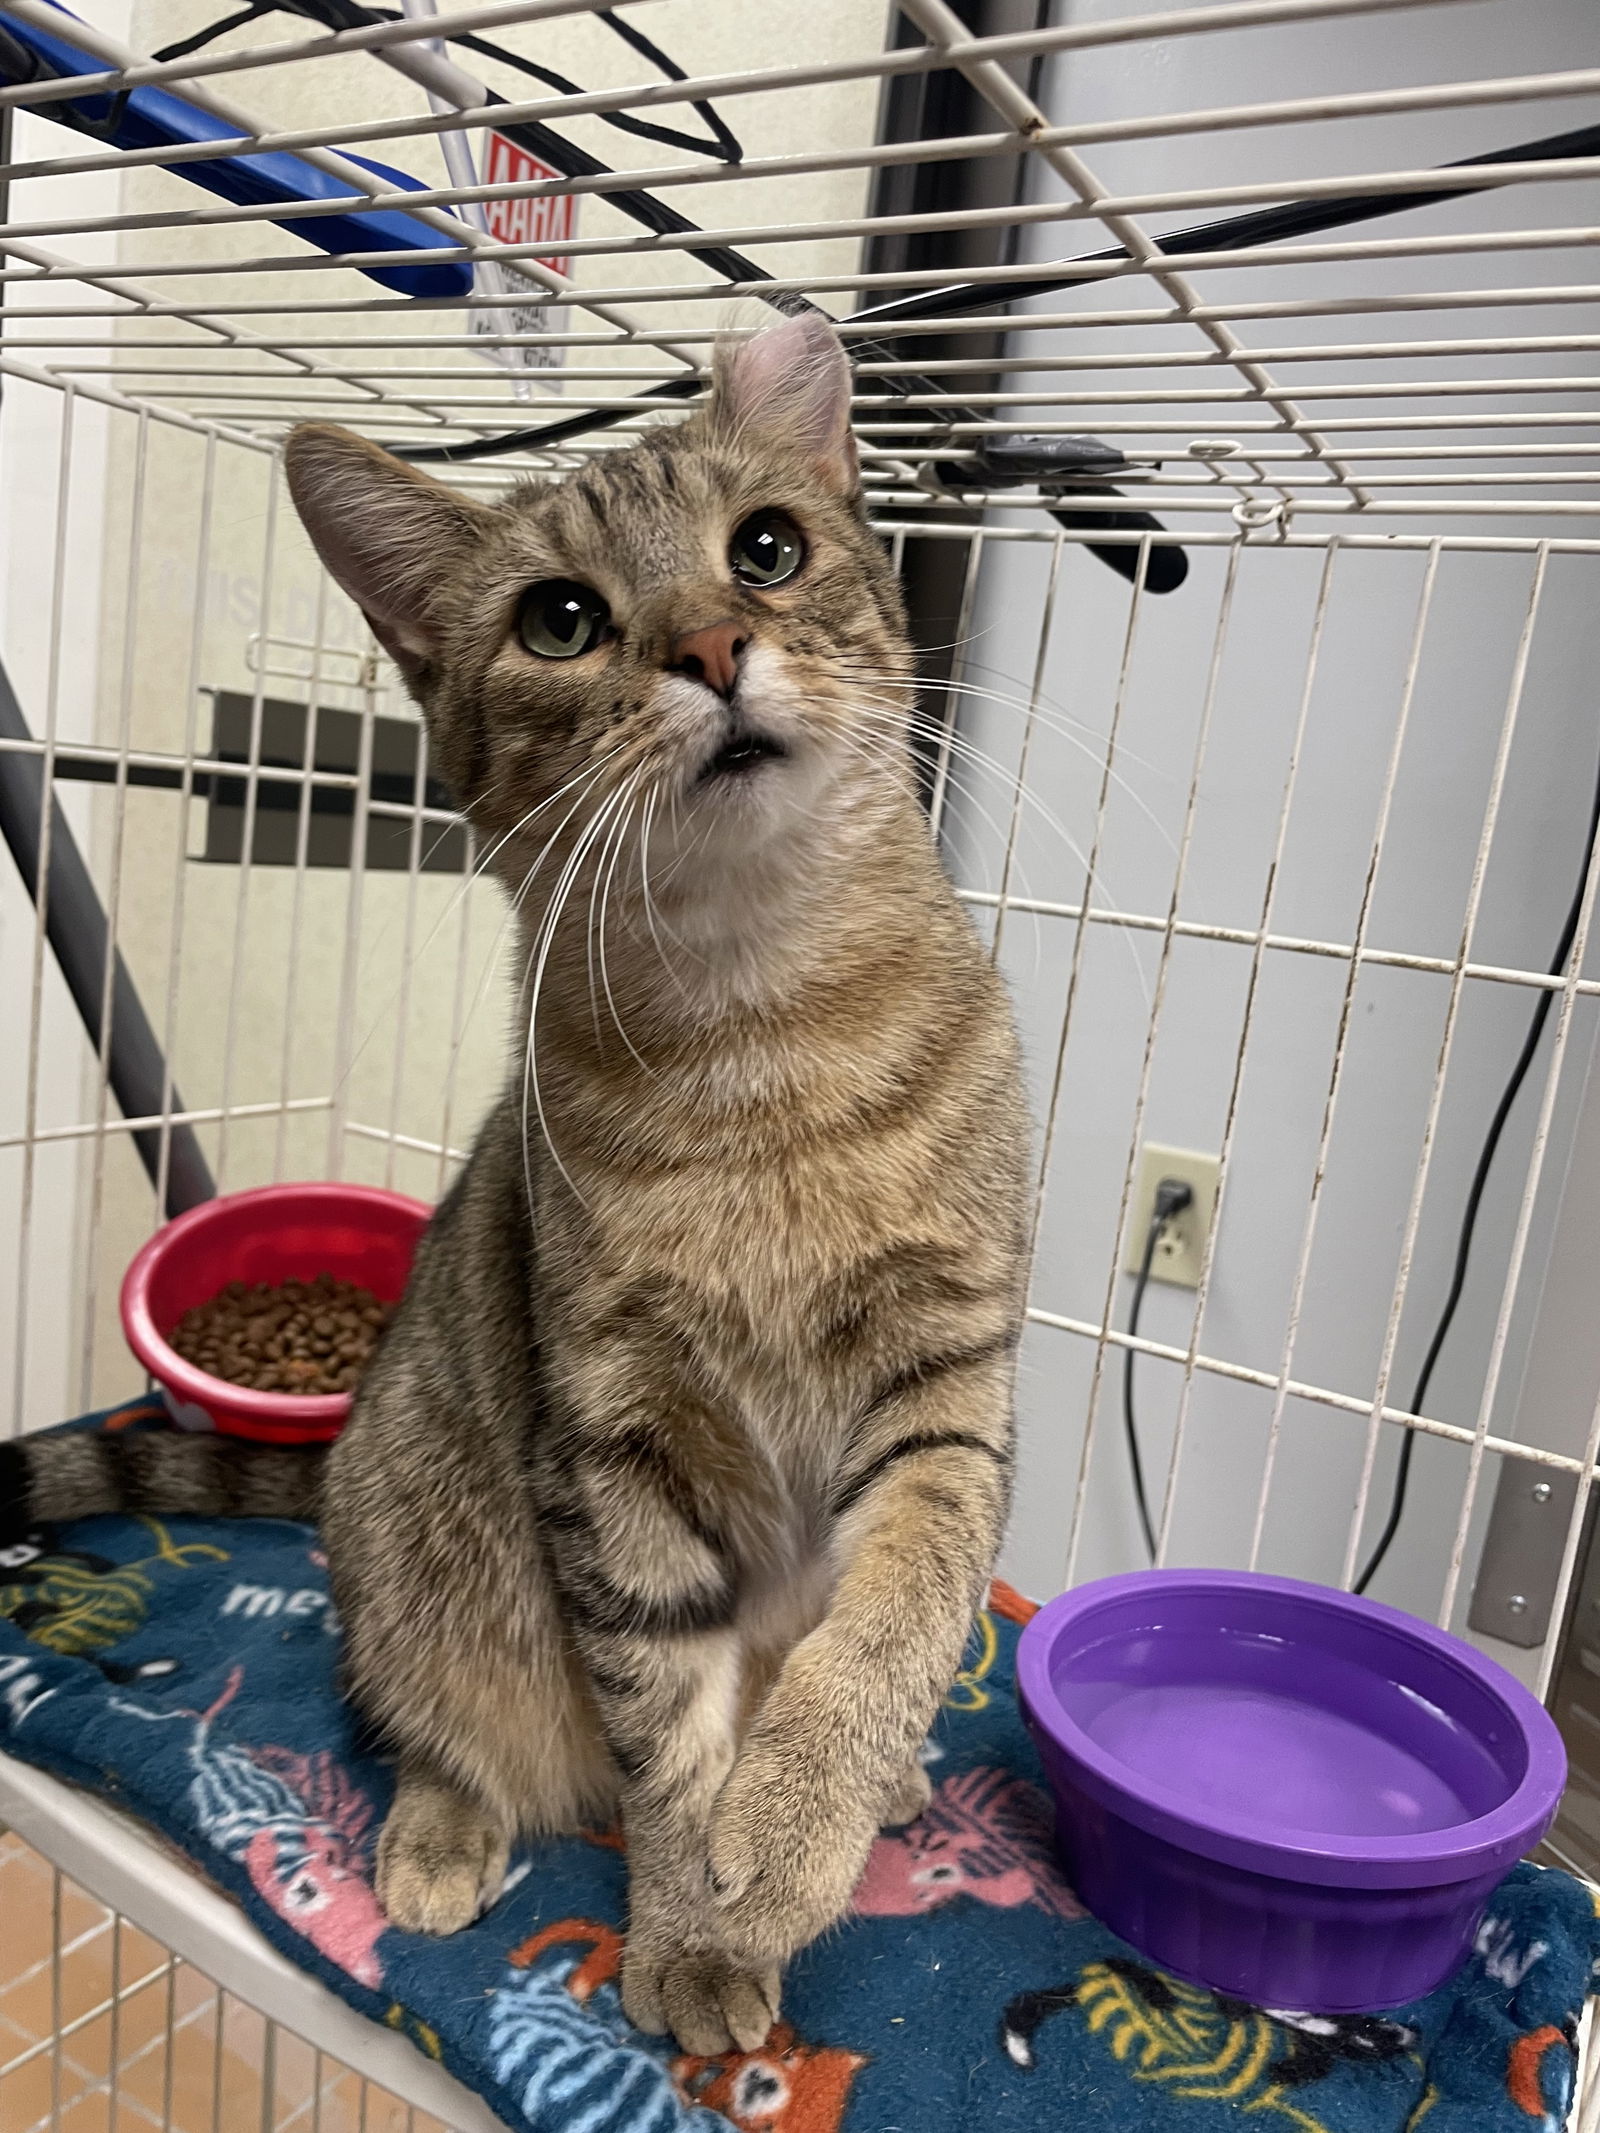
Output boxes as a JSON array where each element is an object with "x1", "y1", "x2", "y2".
[
  {"x1": 0, "y1": 1434, "x2": 324, "y2": 1545},
  {"x1": 6, "y1": 316, "x2": 1031, "y2": 2058}
]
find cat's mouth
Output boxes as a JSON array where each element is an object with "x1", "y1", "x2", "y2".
[{"x1": 697, "y1": 729, "x2": 789, "y2": 783}]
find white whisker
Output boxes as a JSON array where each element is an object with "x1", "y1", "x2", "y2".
[
  {"x1": 854, "y1": 699, "x2": 1096, "y2": 876},
  {"x1": 596, "y1": 775, "x2": 657, "y2": 1074},
  {"x1": 522, "y1": 784, "x2": 632, "y2": 1214},
  {"x1": 332, "y1": 744, "x2": 629, "y2": 1102},
  {"x1": 456, "y1": 760, "x2": 620, "y2": 1071},
  {"x1": 829, "y1": 725, "x2": 1047, "y2": 984},
  {"x1": 851, "y1": 669, "x2": 1174, "y2": 851},
  {"x1": 636, "y1": 785, "x2": 699, "y2": 997},
  {"x1": 846, "y1": 702, "x2": 1152, "y2": 1013},
  {"x1": 585, "y1": 774, "x2": 635, "y2": 1050}
]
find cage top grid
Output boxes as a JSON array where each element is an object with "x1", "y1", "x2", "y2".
[{"x1": 0, "y1": 0, "x2": 1595, "y2": 548}]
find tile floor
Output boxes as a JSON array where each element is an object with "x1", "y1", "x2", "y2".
[{"x1": 0, "y1": 1833, "x2": 451, "y2": 2133}]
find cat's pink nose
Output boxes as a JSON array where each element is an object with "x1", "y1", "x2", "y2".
[{"x1": 671, "y1": 622, "x2": 748, "y2": 701}]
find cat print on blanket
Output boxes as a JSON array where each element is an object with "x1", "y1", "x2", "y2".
[
  {"x1": 114, "y1": 1665, "x2": 388, "y2": 1989},
  {"x1": 490, "y1": 1919, "x2": 866, "y2": 2132},
  {"x1": 2, "y1": 1517, "x2": 1598, "y2": 2133},
  {"x1": 1506, "y1": 2021, "x2": 1579, "y2": 2129},
  {"x1": 852, "y1": 1765, "x2": 1084, "y2": 1919},
  {"x1": 1001, "y1": 1956, "x2": 1419, "y2": 2127},
  {"x1": 1, "y1": 1513, "x2": 225, "y2": 1664}
]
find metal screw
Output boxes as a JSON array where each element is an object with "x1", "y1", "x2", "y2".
[
  {"x1": 1532, "y1": 1481, "x2": 1553, "y2": 1504},
  {"x1": 1507, "y1": 1594, "x2": 1529, "y2": 1615}
]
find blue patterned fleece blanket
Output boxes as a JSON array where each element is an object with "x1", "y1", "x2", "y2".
[{"x1": 0, "y1": 1401, "x2": 1595, "y2": 2133}]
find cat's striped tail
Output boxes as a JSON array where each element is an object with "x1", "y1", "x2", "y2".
[{"x1": 0, "y1": 1430, "x2": 325, "y2": 1546}]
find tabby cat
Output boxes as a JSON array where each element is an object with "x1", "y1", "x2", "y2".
[{"x1": 0, "y1": 314, "x2": 1030, "y2": 2056}]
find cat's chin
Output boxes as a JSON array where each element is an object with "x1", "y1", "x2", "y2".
[{"x1": 673, "y1": 750, "x2": 830, "y2": 886}]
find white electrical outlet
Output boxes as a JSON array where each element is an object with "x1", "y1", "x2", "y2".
[{"x1": 1124, "y1": 1144, "x2": 1221, "y2": 1290}]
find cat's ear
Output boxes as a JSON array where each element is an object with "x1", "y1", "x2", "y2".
[
  {"x1": 711, "y1": 312, "x2": 858, "y2": 496},
  {"x1": 284, "y1": 424, "x2": 492, "y2": 679}
]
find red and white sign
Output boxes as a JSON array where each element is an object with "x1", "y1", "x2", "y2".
[{"x1": 481, "y1": 133, "x2": 578, "y2": 277}]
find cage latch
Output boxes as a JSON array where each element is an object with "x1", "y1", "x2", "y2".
[{"x1": 918, "y1": 434, "x2": 1188, "y2": 595}]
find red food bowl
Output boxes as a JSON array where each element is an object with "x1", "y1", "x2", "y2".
[{"x1": 120, "y1": 1183, "x2": 431, "y2": 1444}]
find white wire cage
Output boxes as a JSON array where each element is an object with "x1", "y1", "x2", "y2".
[{"x1": 3, "y1": 0, "x2": 1600, "y2": 2126}]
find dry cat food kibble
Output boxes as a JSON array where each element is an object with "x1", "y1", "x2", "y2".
[{"x1": 168, "y1": 1273, "x2": 394, "y2": 1395}]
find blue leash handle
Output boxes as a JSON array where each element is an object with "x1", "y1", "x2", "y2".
[{"x1": 0, "y1": 0, "x2": 475, "y2": 299}]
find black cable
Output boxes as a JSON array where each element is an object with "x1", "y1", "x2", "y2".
[
  {"x1": 435, "y1": 23, "x2": 741, "y2": 164},
  {"x1": 596, "y1": 9, "x2": 741, "y2": 163},
  {"x1": 848, "y1": 118, "x2": 1600, "y2": 331},
  {"x1": 397, "y1": 370, "x2": 707, "y2": 464},
  {"x1": 147, "y1": 2, "x2": 278, "y2": 66},
  {"x1": 1354, "y1": 739, "x2": 1600, "y2": 1595},
  {"x1": 1124, "y1": 1178, "x2": 1194, "y2": 1563}
]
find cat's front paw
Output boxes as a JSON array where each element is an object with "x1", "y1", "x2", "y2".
[
  {"x1": 881, "y1": 1758, "x2": 932, "y2": 1829},
  {"x1": 376, "y1": 1782, "x2": 507, "y2": 1936},
  {"x1": 621, "y1": 1936, "x2": 780, "y2": 2056},
  {"x1": 705, "y1": 1731, "x2": 879, "y2": 1963}
]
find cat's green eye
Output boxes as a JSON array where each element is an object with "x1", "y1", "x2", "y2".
[
  {"x1": 729, "y1": 511, "x2": 805, "y2": 589},
  {"x1": 517, "y1": 580, "x2": 610, "y2": 660}
]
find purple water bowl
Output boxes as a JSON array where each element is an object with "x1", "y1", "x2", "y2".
[{"x1": 1016, "y1": 1569, "x2": 1566, "y2": 2013}]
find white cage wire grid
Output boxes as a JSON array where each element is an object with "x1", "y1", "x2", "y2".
[{"x1": 1, "y1": 0, "x2": 1599, "y2": 2123}]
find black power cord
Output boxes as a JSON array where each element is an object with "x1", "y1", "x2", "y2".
[
  {"x1": 1124, "y1": 1177, "x2": 1195, "y2": 1563},
  {"x1": 1354, "y1": 739, "x2": 1600, "y2": 1595},
  {"x1": 1120, "y1": 734, "x2": 1600, "y2": 1588}
]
